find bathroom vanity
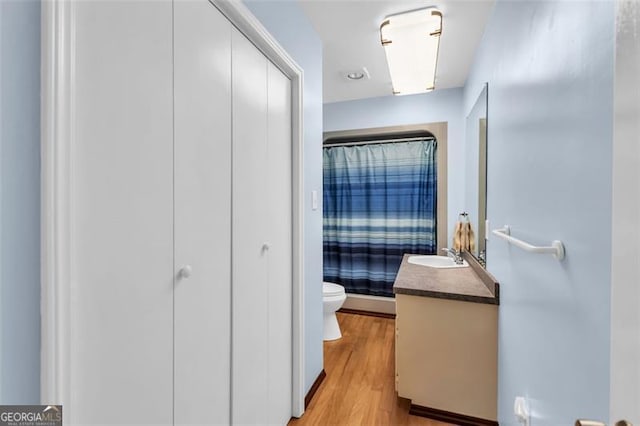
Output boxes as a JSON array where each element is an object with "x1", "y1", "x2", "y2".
[{"x1": 394, "y1": 252, "x2": 499, "y2": 425}]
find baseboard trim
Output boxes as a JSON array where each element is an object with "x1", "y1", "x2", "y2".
[
  {"x1": 409, "y1": 404, "x2": 498, "y2": 426},
  {"x1": 338, "y1": 308, "x2": 396, "y2": 319},
  {"x1": 304, "y1": 369, "x2": 326, "y2": 409},
  {"x1": 342, "y1": 293, "x2": 396, "y2": 315}
]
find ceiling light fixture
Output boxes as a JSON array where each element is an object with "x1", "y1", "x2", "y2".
[
  {"x1": 346, "y1": 67, "x2": 371, "y2": 81},
  {"x1": 380, "y1": 7, "x2": 442, "y2": 96}
]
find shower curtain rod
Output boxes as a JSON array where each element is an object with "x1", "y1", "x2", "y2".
[{"x1": 323, "y1": 136, "x2": 435, "y2": 148}]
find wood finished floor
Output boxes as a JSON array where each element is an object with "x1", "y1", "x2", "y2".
[{"x1": 289, "y1": 312, "x2": 453, "y2": 426}]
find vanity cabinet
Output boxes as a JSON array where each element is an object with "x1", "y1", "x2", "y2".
[{"x1": 394, "y1": 254, "x2": 499, "y2": 424}]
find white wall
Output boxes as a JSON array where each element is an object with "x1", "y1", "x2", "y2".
[
  {"x1": 610, "y1": 0, "x2": 640, "y2": 423},
  {"x1": 243, "y1": 0, "x2": 324, "y2": 394},
  {"x1": 0, "y1": 0, "x2": 41, "y2": 404},
  {"x1": 464, "y1": 1, "x2": 614, "y2": 424},
  {"x1": 324, "y1": 88, "x2": 465, "y2": 247}
]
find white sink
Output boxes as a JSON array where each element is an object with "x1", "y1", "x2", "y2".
[{"x1": 408, "y1": 255, "x2": 469, "y2": 268}]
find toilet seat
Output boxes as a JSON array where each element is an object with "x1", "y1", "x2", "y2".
[{"x1": 323, "y1": 282, "x2": 345, "y2": 297}]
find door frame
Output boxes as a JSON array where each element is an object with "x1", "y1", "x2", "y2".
[
  {"x1": 40, "y1": 0, "x2": 306, "y2": 418},
  {"x1": 610, "y1": 0, "x2": 640, "y2": 423}
]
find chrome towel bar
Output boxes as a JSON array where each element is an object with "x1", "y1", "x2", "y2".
[{"x1": 492, "y1": 225, "x2": 565, "y2": 260}]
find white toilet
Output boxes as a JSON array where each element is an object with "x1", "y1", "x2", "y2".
[{"x1": 323, "y1": 282, "x2": 347, "y2": 341}]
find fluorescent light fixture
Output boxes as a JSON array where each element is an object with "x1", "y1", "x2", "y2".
[{"x1": 380, "y1": 8, "x2": 442, "y2": 96}]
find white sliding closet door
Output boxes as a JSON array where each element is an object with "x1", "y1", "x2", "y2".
[
  {"x1": 266, "y1": 62, "x2": 293, "y2": 425},
  {"x1": 60, "y1": 2, "x2": 293, "y2": 424},
  {"x1": 174, "y1": 1, "x2": 232, "y2": 425},
  {"x1": 70, "y1": 1, "x2": 174, "y2": 424},
  {"x1": 232, "y1": 29, "x2": 293, "y2": 425},
  {"x1": 232, "y1": 28, "x2": 270, "y2": 424}
]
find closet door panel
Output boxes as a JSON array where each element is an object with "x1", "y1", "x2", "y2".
[
  {"x1": 266, "y1": 62, "x2": 293, "y2": 425},
  {"x1": 71, "y1": 1, "x2": 174, "y2": 424},
  {"x1": 231, "y1": 28, "x2": 269, "y2": 424},
  {"x1": 174, "y1": 1, "x2": 232, "y2": 424}
]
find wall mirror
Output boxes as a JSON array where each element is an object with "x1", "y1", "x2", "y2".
[{"x1": 464, "y1": 83, "x2": 488, "y2": 264}]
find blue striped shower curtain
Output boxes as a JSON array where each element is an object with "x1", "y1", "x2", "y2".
[{"x1": 323, "y1": 140, "x2": 438, "y2": 297}]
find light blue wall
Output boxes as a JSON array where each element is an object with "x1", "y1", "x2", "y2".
[
  {"x1": 243, "y1": 0, "x2": 324, "y2": 394},
  {"x1": 464, "y1": 1, "x2": 614, "y2": 424},
  {"x1": 324, "y1": 88, "x2": 465, "y2": 246},
  {"x1": 0, "y1": 0, "x2": 42, "y2": 404}
]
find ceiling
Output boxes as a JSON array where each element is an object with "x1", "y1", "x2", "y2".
[{"x1": 298, "y1": 0, "x2": 495, "y2": 104}]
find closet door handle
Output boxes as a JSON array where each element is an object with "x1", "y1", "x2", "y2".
[
  {"x1": 179, "y1": 265, "x2": 193, "y2": 279},
  {"x1": 262, "y1": 242, "x2": 271, "y2": 252}
]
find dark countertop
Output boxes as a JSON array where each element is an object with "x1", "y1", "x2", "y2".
[{"x1": 393, "y1": 253, "x2": 500, "y2": 305}]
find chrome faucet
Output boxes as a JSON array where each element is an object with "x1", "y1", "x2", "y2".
[{"x1": 441, "y1": 248, "x2": 464, "y2": 265}]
